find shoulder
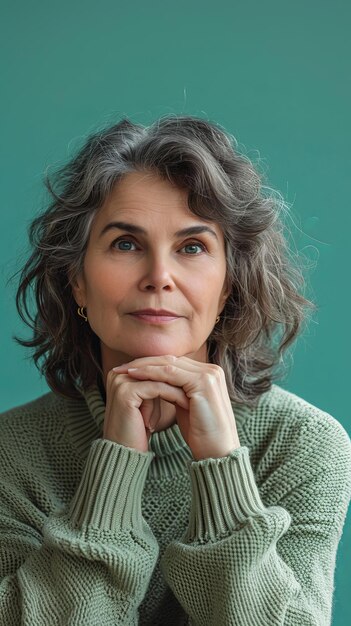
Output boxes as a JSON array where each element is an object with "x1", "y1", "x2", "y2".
[
  {"x1": 0, "y1": 391, "x2": 68, "y2": 429},
  {"x1": 246, "y1": 385, "x2": 351, "y2": 528},
  {"x1": 246, "y1": 383, "x2": 351, "y2": 448},
  {"x1": 0, "y1": 392, "x2": 77, "y2": 465},
  {"x1": 239, "y1": 383, "x2": 351, "y2": 485},
  {"x1": 0, "y1": 390, "x2": 93, "y2": 508}
]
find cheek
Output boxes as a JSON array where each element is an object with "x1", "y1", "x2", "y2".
[
  {"x1": 84, "y1": 260, "x2": 125, "y2": 303},
  {"x1": 186, "y1": 269, "x2": 225, "y2": 314},
  {"x1": 203, "y1": 264, "x2": 227, "y2": 298}
]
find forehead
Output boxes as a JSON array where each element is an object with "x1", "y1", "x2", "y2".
[
  {"x1": 98, "y1": 172, "x2": 189, "y2": 220},
  {"x1": 93, "y1": 172, "x2": 224, "y2": 238}
]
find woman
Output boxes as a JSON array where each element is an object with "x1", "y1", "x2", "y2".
[{"x1": 1, "y1": 115, "x2": 350, "y2": 625}]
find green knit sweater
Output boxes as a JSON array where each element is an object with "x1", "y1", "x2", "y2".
[{"x1": 0, "y1": 382, "x2": 350, "y2": 625}]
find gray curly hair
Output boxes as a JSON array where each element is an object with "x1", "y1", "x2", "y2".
[{"x1": 13, "y1": 115, "x2": 315, "y2": 405}]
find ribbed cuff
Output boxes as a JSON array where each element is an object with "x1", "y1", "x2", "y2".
[
  {"x1": 69, "y1": 438, "x2": 154, "y2": 532},
  {"x1": 186, "y1": 446, "x2": 267, "y2": 541}
]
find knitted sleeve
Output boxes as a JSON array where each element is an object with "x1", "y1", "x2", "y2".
[
  {"x1": 160, "y1": 412, "x2": 351, "y2": 626},
  {"x1": 0, "y1": 438, "x2": 159, "y2": 625}
]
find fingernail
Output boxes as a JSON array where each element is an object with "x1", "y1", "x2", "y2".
[{"x1": 112, "y1": 364, "x2": 127, "y2": 371}]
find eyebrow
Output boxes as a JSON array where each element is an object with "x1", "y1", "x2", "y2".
[{"x1": 99, "y1": 221, "x2": 219, "y2": 241}]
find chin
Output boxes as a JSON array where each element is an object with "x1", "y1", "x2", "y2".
[
  {"x1": 127, "y1": 343, "x2": 191, "y2": 358},
  {"x1": 101, "y1": 334, "x2": 207, "y2": 363}
]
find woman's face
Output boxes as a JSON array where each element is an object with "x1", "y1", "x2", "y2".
[{"x1": 71, "y1": 171, "x2": 230, "y2": 375}]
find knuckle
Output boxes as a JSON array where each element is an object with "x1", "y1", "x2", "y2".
[
  {"x1": 209, "y1": 364, "x2": 222, "y2": 378},
  {"x1": 107, "y1": 369, "x2": 115, "y2": 382},
  {"x1": 204, "y1": 370, "x2": 219, "y2": 385},
  {"x1": 116, "y1": 381, "x2": 132, "y2": 398},
  {"x1": 165, "y1": 354, "x2": 177, "y2": 363},
  {"x1": 110, "y1": 375, "x2": 122, "y2": 390},
  {"x1": 107, "y1": 369, "x2": 124, "y2": 385}
]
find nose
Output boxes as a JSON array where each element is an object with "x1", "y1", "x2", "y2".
[{"x1": 138, "y1": 254, "x2": 177, "y2": 292}]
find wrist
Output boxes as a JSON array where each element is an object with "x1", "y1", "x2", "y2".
[{"x1": 192, "y1": 439, "x2": 241, "y2": 461}]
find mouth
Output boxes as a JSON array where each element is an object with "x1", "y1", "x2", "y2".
[
  {"x1": 130, "y1": 309, "x2": 180, "y2": 316},
  {"x1": 129, "y1": 312, "x2": 181, "y2": 324}
]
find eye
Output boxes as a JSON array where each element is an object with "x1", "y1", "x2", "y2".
[
  {"x1": 111, "y1": 237, "x2": 138, "y2": 251},
  {"x1": 110, "y1": 237, "x2": 206, "y2": 254},
  {"x1": 180, "y1": 241, "x2": 206, "y2": 255}
]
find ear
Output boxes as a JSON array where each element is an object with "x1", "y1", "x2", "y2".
[
  {"x1": 219, "y1": 277, "x2": 231, "y2": 312},
  {"x1": 69, "y1": 269, "x2": 87, "y2": 307}
]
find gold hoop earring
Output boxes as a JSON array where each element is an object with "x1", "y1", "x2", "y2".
[{"x1": 77, "y1": 306, "x2": 88, "y2": 322}]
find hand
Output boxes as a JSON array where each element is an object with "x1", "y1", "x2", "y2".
[
  {"x1": 109, "y1": 355, "x2": 240, "y2": 461},
  {"x1": 103, "y1": 358, "x2": 189, "y2": 453}
]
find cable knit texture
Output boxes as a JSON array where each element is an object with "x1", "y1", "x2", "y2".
[{"x1": 0, "y1": 382, "x2": 350, "y2": 625}]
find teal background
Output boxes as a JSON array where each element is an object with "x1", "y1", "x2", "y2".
[{"x1": 1, "y1": 1, "x2": 350, "y2": 622}]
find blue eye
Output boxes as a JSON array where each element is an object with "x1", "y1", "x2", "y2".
[
  {"x1": 110, "y1": 238, "x2": 205, "y2": 254},
  {"x1": 181, "y1": 242, "x2": 205, "y2": 254},
  {"x1": 112, "y1": 238, "x2": 137, "y2": 251}
]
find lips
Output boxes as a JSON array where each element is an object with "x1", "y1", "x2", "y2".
[{"x1": 130, "y1": 309, "x2": 180, "y2": 317}]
